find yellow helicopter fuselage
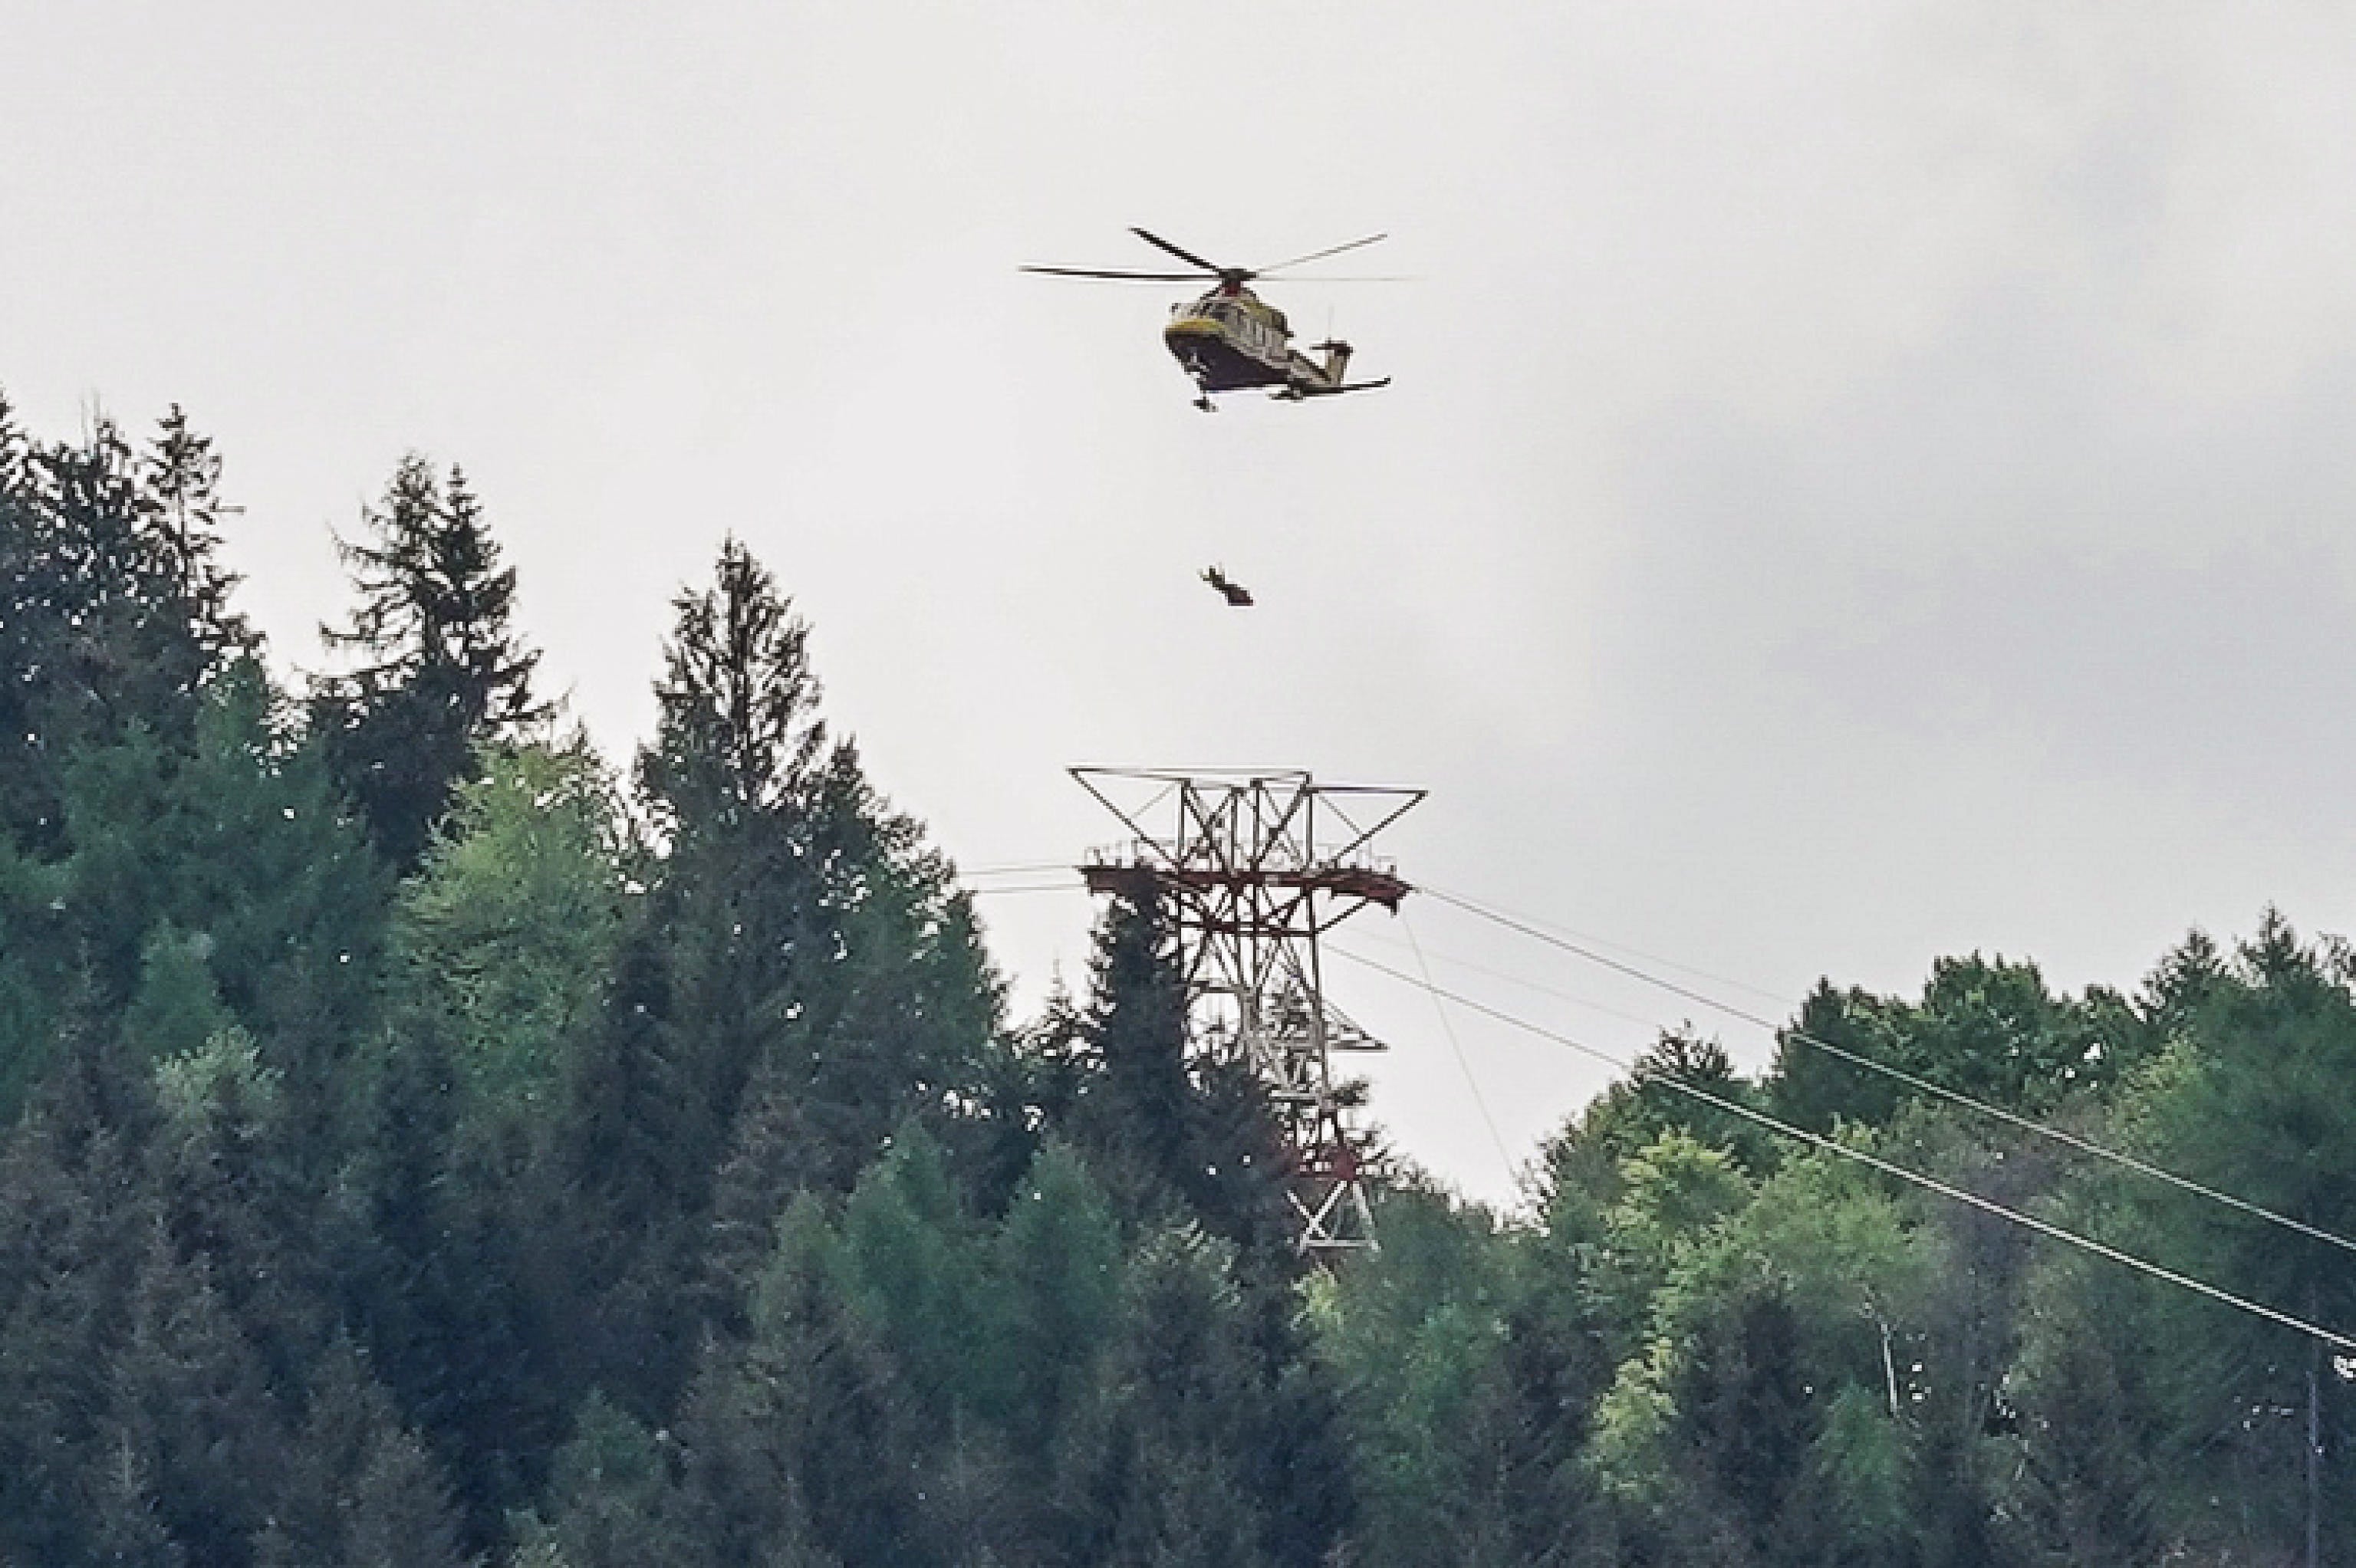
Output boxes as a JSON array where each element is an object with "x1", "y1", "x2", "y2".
[
  {"x1": 1162, "y1": 286, "x2": 1357, "y2": 396},
  {"x1": 1022, "y1": 227, "x2": 1391, "y2": 406},
  {"x1": 1163, "y1": 288, "x2": 1295, "y2": 390}
]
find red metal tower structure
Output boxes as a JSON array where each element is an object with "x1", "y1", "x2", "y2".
[{"x1": 1073, "y1": 768, "x2": 1423, "y2": 1257}]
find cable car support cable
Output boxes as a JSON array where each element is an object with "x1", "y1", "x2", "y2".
[
  {"x1": 1331, "y1": 945, "x2": 2356, "y2": 1355},
  {"x1": 1420, "y1": 884, "x2": 2356, "y2": 1262}
]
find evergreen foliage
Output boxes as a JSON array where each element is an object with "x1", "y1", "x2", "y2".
[
  {"x1": 314, "y1": 455, "x2": 545, "y2": 869},
  {"x1": 0, "y1": 398, "x2": 251, "y2": 855},
  {"x1": 6, "y1": 396, "x2": 2356, "y2": 1564}
]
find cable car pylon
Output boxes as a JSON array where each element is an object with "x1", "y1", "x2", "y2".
[{"x1": 1072, "y1": 767, "x2": 1423, "y2": 1257}]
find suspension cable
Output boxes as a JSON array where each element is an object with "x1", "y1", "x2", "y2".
[
  {"x1": 1400, "y1": 912, "x2": 1518, "y2": 1188},
  {"x1": 1420, "y1": 885, "x2": 2356, "y2": 1261},
  {"x1": 1334, "y1": 945, "x2": 2356, "y2": 1353}
]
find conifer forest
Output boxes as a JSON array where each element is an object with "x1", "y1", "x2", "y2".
[{"x1": 8, "y1": 394, "x2": 2356, "y2": 1568}]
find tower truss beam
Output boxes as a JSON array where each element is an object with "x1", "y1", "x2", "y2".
[{"x1": 1073, "y1": 767, "x2": 1422, "y2": 1257}]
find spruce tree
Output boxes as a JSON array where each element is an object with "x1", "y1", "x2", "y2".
[
  {"x1": 531, "y1": 1393, "x2": 702, "y2": 1568},
  {"x1": 341, "y1": 1424, "x2": 474, "y2": 1568},
  {"x1": 8, "y1": 658, "x2": 389, "y2": 1128},
  {"x1": 993, "y1": 1142, "x2": 1123, "y2": 1461},
  {"x1": 314, "y1": 455, "x2": 543, "y2": 869},
  {"x1": 150, "y1": 1026, "x2": 331, "y2": 1390},
  {"x1": 1070, "y1": 889, "x2": 1193, "y2": 1221},
  {"x1": 1068, "y1": 889, "x2": 1291, "y2": 1264},
  {"x1": 0, "y1": 1017, "x2": 161, "y2": 1563},
  {"x1": 107, "y1": 1221, "x2": 291, "y2": 1568},
  {"x1": 624, "y1": 540, "x2": 827, "y2": 1218},
  {"x1": 1069, "y1": 1226, "x2": 1274, "y2": 1568},
  {"x1": 544, "y1": 919, "x2": 715, "y2": 1422},
  {"x1": 0, "y1": 401, "x2": 252, "y2": 854},
  {"x1": 144, "y1": 403, "x2": 248, "y2": 666},
  {"x1": 2087, "y1": 915, "x2": 2356, "y2": 1560},
  {"x1": 340, "y1": 1017, "x2": 564, "y2": 1548},
  {"x1": 258, "y1": 1339, "x2": 470, "y2": 1568},
  {"x1": 587, "y1": 539, "x2": 999, "y2": 1396},
  {"x1": 638, "y1": 537, "x2": 824, "y2": 838},
  {"x1": 679, "y1": 1198, "x2": 907, "y2": 1568}
]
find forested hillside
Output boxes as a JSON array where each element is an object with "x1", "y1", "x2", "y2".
[{"x1": 3, "y1": 396, "x2": 2352, "y2": 1566}]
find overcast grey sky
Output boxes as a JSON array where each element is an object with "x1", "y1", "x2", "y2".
[{"x1": 9, "y1": 2, "x2": 2356, "y2": 1204}]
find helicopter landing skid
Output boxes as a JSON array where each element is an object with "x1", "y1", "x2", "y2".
[
  {"x1": 1272, "y1": 376, "x2": 1391, "y2": 402},
  {"x1": 1282, "y1": 376, "x2": 1385, "y2": 397}
]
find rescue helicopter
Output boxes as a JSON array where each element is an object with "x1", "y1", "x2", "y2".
[{"x1": 1024, "y1": 228, "x2": 1394, "y2": 411}]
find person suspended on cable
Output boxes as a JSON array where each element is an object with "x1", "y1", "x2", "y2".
[{"x1": 1201, "y1": 565, "x2": 1253, "y2": 606}]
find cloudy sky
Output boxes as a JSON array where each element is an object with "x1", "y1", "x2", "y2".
[{"x1": 9, "y1": 3, "x2": 2356, "y2": 1205}]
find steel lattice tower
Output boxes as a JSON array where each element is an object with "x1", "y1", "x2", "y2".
[{"x1": 1073, "y1": 768, "x2": 1423, "y2": 1257}]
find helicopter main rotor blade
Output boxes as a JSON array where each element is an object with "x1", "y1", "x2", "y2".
[
  {"x1": 1020, "y1": 265, "x2": 1211, "y2": 281},
  {"x1": 1255, "y1": 232, "x2": 1390, "y2": 274},
  {"x1": 1129, "y1": 227, "x2": 1227, "y2": 274}
]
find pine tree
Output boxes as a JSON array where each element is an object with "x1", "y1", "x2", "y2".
[{"x1": 314, "y1": 455, "x2": 544, "y2": 869}]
